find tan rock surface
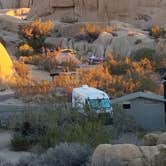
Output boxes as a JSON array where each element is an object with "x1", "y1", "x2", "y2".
[
  {"x1": 0, "y1": 0, "x2": 31, "y2": 9},
  {"x1": 29, "y1": 0, "x2": 166, "y2": 25}
]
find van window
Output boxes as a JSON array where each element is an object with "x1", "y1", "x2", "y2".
[{"x1": 88, "y1": 98, "x2": 111, "y2": 110}]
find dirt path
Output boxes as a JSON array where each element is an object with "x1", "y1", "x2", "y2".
[{"x1": 28, "y1": 64, "x2": 52, "y2": 82}]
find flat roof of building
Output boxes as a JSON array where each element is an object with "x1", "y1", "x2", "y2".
[{"x1": 111, "y1": 92, "x2": 166, "y2": 104}]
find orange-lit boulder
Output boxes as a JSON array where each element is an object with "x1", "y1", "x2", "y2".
[{"x1": 0, "y1": 43, "x2": 13, "y2": 80}]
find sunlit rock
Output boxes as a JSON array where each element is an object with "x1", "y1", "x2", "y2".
[{"x1": 0, "y1": 43, "x2": 13, "y2": 80}]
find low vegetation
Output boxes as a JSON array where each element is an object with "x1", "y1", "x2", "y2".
[
  {"x1": 10, "y1": 107, "x2": 112, "y2": 151},
  {"x1": 1, "y1": 143, "x2": 92, "y2": 166},
  {"x1": 19, "y1": 19, "x2": 54, "y2": 51},
  {"x1": 149, "y1": 25, "x2": 166, "y2": 38},
  {"x1": 53, "y1": 55, "x2": 161, "y2": 97},
  {"x1": 79, "y1": 23, "x2": 114, "y2": 42}
]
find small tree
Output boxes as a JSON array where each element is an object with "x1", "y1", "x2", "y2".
[{"x1": 20, "y1": 19, "x2": 53, "y2": 51}]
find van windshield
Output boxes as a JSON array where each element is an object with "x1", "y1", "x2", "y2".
[{"x1": 88, "y1": 98, "x2": 111, "y2": 110}]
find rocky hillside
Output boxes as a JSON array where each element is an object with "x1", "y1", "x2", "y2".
[
  {"x1": 0, "y1": 0, "x2": 32, "y2": 9},
  {"x1": 29, "y1": 0, "x2": 166, "y2": 25}
]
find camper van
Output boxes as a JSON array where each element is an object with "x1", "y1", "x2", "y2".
[{"x1": 72, "y1": 85, "x2": 112, "y2": 114}]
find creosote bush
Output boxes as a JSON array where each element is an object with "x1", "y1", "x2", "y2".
[
  {"x1": 19, "y1": 19, "x2": 53, "y2": 51},
  {"x1": 16, "y1": 43, "x2": 34, "y2": 57}
]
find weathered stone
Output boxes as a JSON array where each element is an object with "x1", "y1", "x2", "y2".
[
  {"x1": 157, "y1": 132, "x2": 166, "y2": 145},
  {"x1": 143, "y1": 133, "x2": 160, "y2": 146},
  {"x1": 128, "y1": 158, "x2": 145, "y2": 166},
  {"x1": 0, "y1": 0, "x2": 31, "y2": 9},
  {"x1": 92, "y1": 144, "x2": 142, "y2": 166},
  {"x1": 92, "y1": 143, "x2": 166, "y2": 166},
  {"x1": 29, "y1": 0, "x2": 166, "y2": 25},
  {"x1": 105, "y1": 31, "x2": 155, "y2": 57}
]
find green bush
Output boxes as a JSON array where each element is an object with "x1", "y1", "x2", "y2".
[
  {"x1": 11, "y1": 134, "x2": 30, "y2": 151},
  {"x1": 11, "y1": 106, "x2": 113, "y2": 150},
  {"x1": 19, "y1": 19, "x2": 53, "y2": 52},
  {"x1": 131, "y1": 48, "x2": 156, "y2": 62}
]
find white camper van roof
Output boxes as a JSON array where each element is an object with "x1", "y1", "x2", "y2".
[{"x1": 73, "y1": 85, "x2": 109, "y2": 99}]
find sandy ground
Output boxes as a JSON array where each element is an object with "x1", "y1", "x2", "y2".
[
  {"x1": 28, "y1": 64, "x2": 52, "y2": 82},
  {"x1": 0, "y1": 131, "x2": 30, "y2": 164}
]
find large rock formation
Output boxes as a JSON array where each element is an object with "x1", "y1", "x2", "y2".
[
  {"x1": 92, "y1": 144, "x2": 166, "y2": 166},
  {"x1": 46, "y1": 21, "x2": 156, "y2": 57},
  {"x1": 0, "y1": 0, "x2": 32, "y2": 9},
  {"x1": 0, "y1": 43, "x2": 13, "y2": 80},
  {"x1": 29, "y1": 0, "x2": 166, "y2": 25}
]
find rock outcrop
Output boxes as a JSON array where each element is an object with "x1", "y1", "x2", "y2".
[
  {"x1": 0, "y1": 0, "x2": 32, "y2": 9},
  {"x1": 92, "y1": 143, "x2": 166, "y2": 166},
  {"x1": 143, "y1": 133, "x2": 160, "y2": 146},
  {"x1": 0, "y1": 43, "x2": 13, "y2": 80},
  {"x1": 29, "y1": 0, "x2": 166, "y2": 25},
  {"x1": 0, "y1": 14, "x2": 26, "y2": 32},
  {"x1": 46, "y1": 21, "x2": 156, "y2": 57}
]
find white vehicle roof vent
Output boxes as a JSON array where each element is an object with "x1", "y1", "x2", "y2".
[{"x1": 82, "y1": 85, "x2": 89, "y2": 88}]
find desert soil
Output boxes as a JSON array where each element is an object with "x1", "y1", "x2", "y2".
[{"x1": 0, "y1": 131, "x2": 30, "y2": 163}]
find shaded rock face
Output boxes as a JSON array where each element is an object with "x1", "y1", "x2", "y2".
[
  {"x1": 29, "y1": 0, "x2": 166, "y2": 24},
  {"x1": 0, "y1": 0, "x2": 32, "y2": 9}
]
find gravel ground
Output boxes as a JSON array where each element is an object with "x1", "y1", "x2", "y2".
[{"x1": 0, "y1": 131, "x2": 30, "y2": 164}]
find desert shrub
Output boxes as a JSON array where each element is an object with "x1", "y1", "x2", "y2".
[
  {"x1": 149, "y1": 25, "x2": 166, "y2": 38},
  {"x1": 11, "y1": 106, "x2": 113, "y2": 150},
  {"x1": 32, "y1": 143, "x2": 91, "y2": 166},
  {"x1": 131, "y1": 48, "x2": 156, "y2": 62},
  {"x1": 138, "y1": 77, "x2": 158, "y2": 92},
  {"x1": 11, "y1": 133, "x2": 30, "y2": 151},
  {"x1": 80, "y1": 24, "x2": 113, "y2": 42},
  {"x1": 13, "y1": 60, "x2": 30, "y2": 78},
  {"x1": 19, "y1": 19, "x2": 53, "y2": 51},
  {"x1": 16, "y1": 43, "x2": 34, "y2": 57},
  {"x1": 39, "y1": 108, "x2": 112, "y2": 149},
  {"x1": 54, "y1": 55, "x2": 159, "y2": 97},
  {"x1": 20, "y1": 49, "x2": 79, "y2": 72},
  {"x1": 132, "y1": 48, "x2": 166, "y2": 74},
  {"x1": 17, "y1": 143, "x2": 91, "y2": 166},
  {"x1": 84, "y1": 23, "x2": 101, "y2": 40}
]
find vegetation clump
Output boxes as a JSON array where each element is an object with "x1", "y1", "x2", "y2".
[
  {"x1": 19, "y1": 19, "x2": 54, "y2": 51},
  {"x1": 10, "y1": 106, "x2": 114, "y2": 151},
  {"x1": 149, "y1": 25, "x2": 166, "y2": 38}
]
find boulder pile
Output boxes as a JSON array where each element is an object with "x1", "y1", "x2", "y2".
[{"x1": 92, "y1": 143, "x2": 166, "y2": 166}]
